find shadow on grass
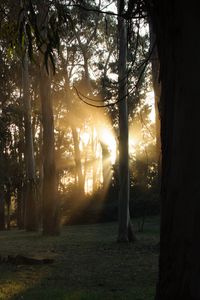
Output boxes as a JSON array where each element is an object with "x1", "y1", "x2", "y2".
[
  {"x1": 10, "y1": 281, "x2": 156, "y2": 300},
  {"x1": 1, "y1": 218, "x2": 159, "y2": 300}
]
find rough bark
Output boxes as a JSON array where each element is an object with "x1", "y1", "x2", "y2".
[
  {"x1": 149, "y1": 1, "x2": 200, "y2": 299},
  {"x1": 117, "y1": 0, "x2": 135, "y2": 243}
]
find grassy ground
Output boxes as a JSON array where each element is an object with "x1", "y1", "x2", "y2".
[{"x1": 0, "y1": 216, "x2": 159, "y2": 300}]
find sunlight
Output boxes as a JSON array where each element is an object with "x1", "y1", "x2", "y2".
[
  {"x1": 98, "y1": 127, "x2": 117, "y2": 164},
  {"x1": 146, "y1": 91, "x2": 155, "y2": 123},
  {"x1": 80, "y1": 126, "x2": 116, "y2": 194},
  {"x1": 129, "y1": 136, "x2": 137, "y2": 155},
  {"x1": 85, "y1": 177, "x2": 93, "y2": 194},
  {"x1": 57, "y1": 87, "x2": 156, "y2": 196},
  {"x1": 81, "y1": 131, "x2": 90, "y2": 146}
]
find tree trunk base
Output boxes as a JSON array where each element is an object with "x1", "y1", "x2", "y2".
[
  {"x1": 117, "y1": 221, "x2": 136, "y2": 243},
  {"x1": 128, "y1": 221, "x2": 136, "y2": 242}
]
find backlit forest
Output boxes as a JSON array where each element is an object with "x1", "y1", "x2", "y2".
[
  {"x1": 0, "y1": 0, "x2": 159, "y2": 234},
  {"x1": 1, "y1": 1, "x2": 198, "y2": 300}
]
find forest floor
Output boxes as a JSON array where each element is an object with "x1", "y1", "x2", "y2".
[{"x1": 0, "y1": 216, "x2": 159, "y2": 300}]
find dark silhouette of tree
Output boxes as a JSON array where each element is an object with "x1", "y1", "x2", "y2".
[
  {"x1": 121, "y1": 0, "x2": 200, "y2": 297},
  {"x1": 149, "y1": 19, "x2": 161, "y2": 181},
  {"x1": 37, "y1": 0, "x2": 60, "y2": 235},
  {"x1": 147, "y1": 1, "x2": 200, "y2": 299}
]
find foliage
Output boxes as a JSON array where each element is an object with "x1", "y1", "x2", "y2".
[{"x1": 0, "y1": 0, "x2": 159, "y2": 231}]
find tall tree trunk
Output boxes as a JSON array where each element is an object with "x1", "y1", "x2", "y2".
[
  {"x1": 71, "y1": 126, "x2": 84, "y2": 194},
  {"x1": 17, "y1": 144, "x2": 25, "y2": 230},
  {"x1": 22, "y1": 50, "x2": 38, "y2": 231},
  {"x1": 37, "y1": 0, "x2": 59, "y2": 235},
  {"x1": 117, "y1": 0, "x2": 135, "y2": 243},
  {"x1": 0, "y1": 141, "x2": 5, "y2": 230},
  {"x1": 17, "y1": 183, "x2": 24, "y2": 229},
  {"x1": 38, "y1": 123, "x2": 43, "y2": 227},
  {"x1": 100, "y1": 142, "x2": 111, "y2": 197},
  {"x1": 149, "y1": 19, "x2": 161, "y2": 180},
  {"x1": 0, "y1": 186, "x2": 5, "y2": 230},
  {"x1": 92, "y1": 127, "x2": 98, "y2": 192},
  {"x1": 150, "y1": 1, "x2": 200, "y2": 299},
  {"x1": 17, "y1": 97, "x2": 25, "y2": 229},
  {"x1": 6, "y1": 189, "x2": 11, "y2": 230},
  {"x1": 39, "y1": 66, "x2": 59, "y2": 235}
]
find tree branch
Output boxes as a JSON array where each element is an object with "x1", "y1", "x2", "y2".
[{"x1": 66, "y1": 4, "x2": 147, "y2": 19}]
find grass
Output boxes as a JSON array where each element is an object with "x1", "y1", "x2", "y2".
[{"x1": 0, "y1": 216, "x2": 159, "y2": 300}]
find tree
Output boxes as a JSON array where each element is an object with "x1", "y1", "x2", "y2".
[
  {"x1": 22, "y1": 34, "x2": 38, "y2": 231},
  {"x1": 120, "y1": 0, "x2": 200, "y2": 296},
  {"x1": 100, "y1": 141, "x2": 112, "y2": 195},
  {"x1": 146, "y1": 1, "x2": 200, "y2": 299},
  {"x1": 149, "y1": 19, "x2": 161, "y2": 182},
  {"x1": 0, "y1": 187, "x2": 5, "y2": 230},
  {"x1": 0, "y1": 112, "x2": 6, "y2": 231},
  {"x1": 71, "y1": 125, "x2": 84, "y2": 194},
  {"x1": 117, "y1": 0, "x2": 135, "y2": 243},
  {"x1": 37, "y1": 1, "x2": 60, "y2": 235}
]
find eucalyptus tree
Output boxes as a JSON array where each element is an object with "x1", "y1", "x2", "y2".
[
  {"x1": 59, "y1": 52, "x2": 85, "y2": 194},
  {"x1": 0, "y1": 122, "x2": 6, "y2": 230},
  {"x1": 36, "y1": 0, "x2": 60, "y2": 235},
  {"x1": 0, "y1": 59, "x2": 25, "y2": 230},
  {"x1": 149, "y1": 19, "x2": 161, "y2": 181},
  {"x1": 21, "y1": 6, "x2": 38, "y2": 231},
  {"x1": 117, "y1": 0, "x2": 135, "y2": 242},
  {"x1": 0, "y1": 48, "x2": 6, "y2": 230},
  {"x1": 67, "y1": 1, "x2": 151, "y2": 234},
  {"x1": 124, "y1": 0, "x2": 200, "y2": 298},
  {"x1": 148, "y1": 1, "x2": 200, "y2": 298},
  {"x1": 0, "y1": 8, "x2": 25, "y2": 229},
  {"x1": 58, "y1": 0, "x2": 114, "y2": 196}
]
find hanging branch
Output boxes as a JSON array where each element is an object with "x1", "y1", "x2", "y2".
[
  {"x1": 73, "y1": 41, "x2": 156, "y2": 108},
  {"x1": 73, "y1": 59, "x2": 147, "y2": 108},
  {"x1": 61, "y1": 2, "x2": 147, "y2": 19},
  {"x1": 139, "y1": 109, "x2": 154, "y2": 139}
]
